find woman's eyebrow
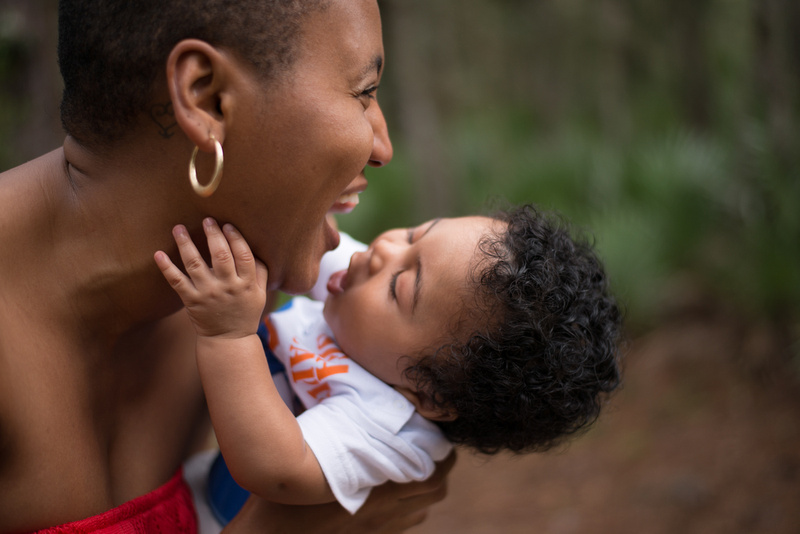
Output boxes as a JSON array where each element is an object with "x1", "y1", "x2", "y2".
[{"x1": 357, "y1": 55, "x2": 384, "y2": 80}]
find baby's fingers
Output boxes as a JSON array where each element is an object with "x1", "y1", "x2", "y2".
[
  {"x1": 255, "y1": 259, "x2": 268, "y2": 291},
  {"x1": 222, "y1": 223, "x2": 261, "y2": 284},
  {"x1": 172, "y1": 224, "x2": 214, "y2": 283},
  {"x1": 154, "y1": 250, "x2": 198, "y2": 302},
  {"x1": 203, "y1": 217, "x2": 237, "y2": 279}
]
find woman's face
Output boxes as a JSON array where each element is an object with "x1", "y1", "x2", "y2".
[{"x1": 216, "y1": 0, "x2": 392, "y2": 294}]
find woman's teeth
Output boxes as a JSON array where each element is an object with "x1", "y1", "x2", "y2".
[
  {"x1": 338, "y1": 192, "x2": 360, "y2": 205},
  {"x1": 337, "y1": 192, "x2": 360, "y2": 205}
]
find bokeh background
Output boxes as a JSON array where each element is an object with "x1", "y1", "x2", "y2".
[{"x1": 1, "y1": 0, "x2": 799, "y2": 532}]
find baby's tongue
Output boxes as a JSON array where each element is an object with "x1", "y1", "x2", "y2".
[{"x1": 327, "y1": 269, "x2": 348, "y2": 295}]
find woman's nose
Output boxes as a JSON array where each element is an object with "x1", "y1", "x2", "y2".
[{"x1": 367, "y1": 103, "x2": 393, "y2": 168}]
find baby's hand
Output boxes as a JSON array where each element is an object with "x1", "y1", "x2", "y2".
[{"x1": 154, "y1": 218, "x2": 268, "y2": 339}]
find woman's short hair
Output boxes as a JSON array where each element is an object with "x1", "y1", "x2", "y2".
[{"x1": 58, "y1": 0, "x2": 327, "y2": 145}]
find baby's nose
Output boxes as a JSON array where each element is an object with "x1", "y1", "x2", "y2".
[{"x1": 368, "y1": 239, "x2": 401, "y2": 274}]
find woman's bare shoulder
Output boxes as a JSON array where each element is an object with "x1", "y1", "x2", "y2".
[{"x1": 0, "y1": 149, "x2": 66, "y2": 247}]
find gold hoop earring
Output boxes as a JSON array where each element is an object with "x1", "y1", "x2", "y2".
[{"x1": 189, "y1": 134, "x2": 224, "y2": 197}]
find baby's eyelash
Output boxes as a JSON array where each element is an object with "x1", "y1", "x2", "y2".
[{"x1": 389, "y1": 270, "x2": 401, "y2": 301}]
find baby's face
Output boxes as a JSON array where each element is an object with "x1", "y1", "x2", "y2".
[{"x1": 323, "y1": 216, "x2": 498, "y2": 389}]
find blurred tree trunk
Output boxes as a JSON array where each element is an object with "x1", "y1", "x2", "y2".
[
  {"x1": 596, "y1": 0, "x2": 631, "y2": 139},
  {"x1": 381, "y1": 0, "x2": 456, "y2": 220},
  {"x1": 753, "y1": 0, "x2": 799, "y2": 168},
  {"x1": 0, "y1": 0, "x2": 62, "y2": 167},
  {"x1": 674, "y1": 0, "x2": 712, "y2": 131},
  {"x1": 0, "y1": 0, "x2": 63, "y2": 163}
]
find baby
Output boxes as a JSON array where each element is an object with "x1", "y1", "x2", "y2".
[{"x1": 155, "y1": 204, "x2": 622, "y2": 522}]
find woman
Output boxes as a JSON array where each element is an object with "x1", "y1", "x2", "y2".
[{"x1": 0, "y1": 0, "x2": 453, "y2": 532}]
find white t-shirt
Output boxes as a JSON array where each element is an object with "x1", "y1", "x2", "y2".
[{"x1": 265, "y1": 232, "x2": 452, "y2": 514}]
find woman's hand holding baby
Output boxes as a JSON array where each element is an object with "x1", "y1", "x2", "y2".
[{"x1": 155, "y1": 217, "x2": 268, "y2": 339}]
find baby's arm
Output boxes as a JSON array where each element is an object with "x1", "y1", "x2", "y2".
[{"x1": 154, "y1": 218, "x2": 334, "y2": 505}]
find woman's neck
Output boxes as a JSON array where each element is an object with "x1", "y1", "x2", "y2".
[{"x1": 53, "y1": 135, "x2": 199, "y2": 340}]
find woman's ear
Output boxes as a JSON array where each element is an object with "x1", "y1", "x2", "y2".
[
  {"x1": 395, "y1": 387, "x2": 457, "y2": 422},
  {"x1": 166, "y1": 39, "x2": 229, "y2": 151}
]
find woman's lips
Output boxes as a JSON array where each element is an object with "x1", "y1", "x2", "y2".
[
  {"x1": 327, "y1": 269, "x2": 348, "y2": 295},
  {"x1": 329, "y1": 191, "x2": 361, "y2": 214},
  {"x1": 330, "y1": 175, "x2": 367, "y2": 214},
  {"x1": 325, "y1": 177, "x2": 365, "y2": 252}
]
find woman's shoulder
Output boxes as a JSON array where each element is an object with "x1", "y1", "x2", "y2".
[
  {"x1": 0, "y1": 149, "x2": 66, "y2": 243},
  {"x1": 0, "y1": 148, "x2": 64, "y2": 190}
]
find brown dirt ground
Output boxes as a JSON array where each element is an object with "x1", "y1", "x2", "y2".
[{"x1": 410, "y1": 311, "x2": 800, "y2": 534}]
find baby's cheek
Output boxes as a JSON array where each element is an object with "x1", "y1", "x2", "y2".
[
  {"x1": 321, "y1": 300, "x2": 335, "y2": 326},
  {"x1": 323, "y1": 307, "x2": 342, "y2": 340}
]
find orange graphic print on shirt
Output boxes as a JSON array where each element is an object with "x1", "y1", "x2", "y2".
[{"x1": 287, "y1": 333, "x2": 350, "y2": 401}]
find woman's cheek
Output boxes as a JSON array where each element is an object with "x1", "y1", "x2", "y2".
[{"x1": 329, "y1": 110, "x2": 376, "y2": 177}]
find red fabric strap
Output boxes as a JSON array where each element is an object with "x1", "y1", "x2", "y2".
[{"x1": 33, "y1": 469, "x2": 197, "y2": 534}]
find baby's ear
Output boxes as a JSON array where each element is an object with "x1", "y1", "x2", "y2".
[{"x1": 395, "y1": 387, "x2": 457, "y2": 422}]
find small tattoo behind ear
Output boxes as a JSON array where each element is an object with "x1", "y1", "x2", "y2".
[{"x1": 150, "y1": 102, "x2": 178, "y2": 139}]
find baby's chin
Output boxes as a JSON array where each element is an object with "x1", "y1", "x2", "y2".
[
  {"x1": 322, "y1": 298, "x2": 334, "y2": 324},
  {"x1": 321, "y1": 301, "x2": 347, "y2": 349}
]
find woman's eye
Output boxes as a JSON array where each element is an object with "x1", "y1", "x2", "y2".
[{"x1": 358, "y1": 86, "x2": 379, "y2": 107}]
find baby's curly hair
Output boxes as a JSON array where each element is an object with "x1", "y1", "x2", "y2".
[{"x1": 405, "y1": 204, "x2": 622, "y2": 454}]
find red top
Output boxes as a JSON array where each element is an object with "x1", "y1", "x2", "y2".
[{"x1": 31, "y1": 469, "x2": 197, "y2": 534}]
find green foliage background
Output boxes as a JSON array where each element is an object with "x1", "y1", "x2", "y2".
[{"x1": 345, "y1": 0, "x2": 800, "y2": 343}]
